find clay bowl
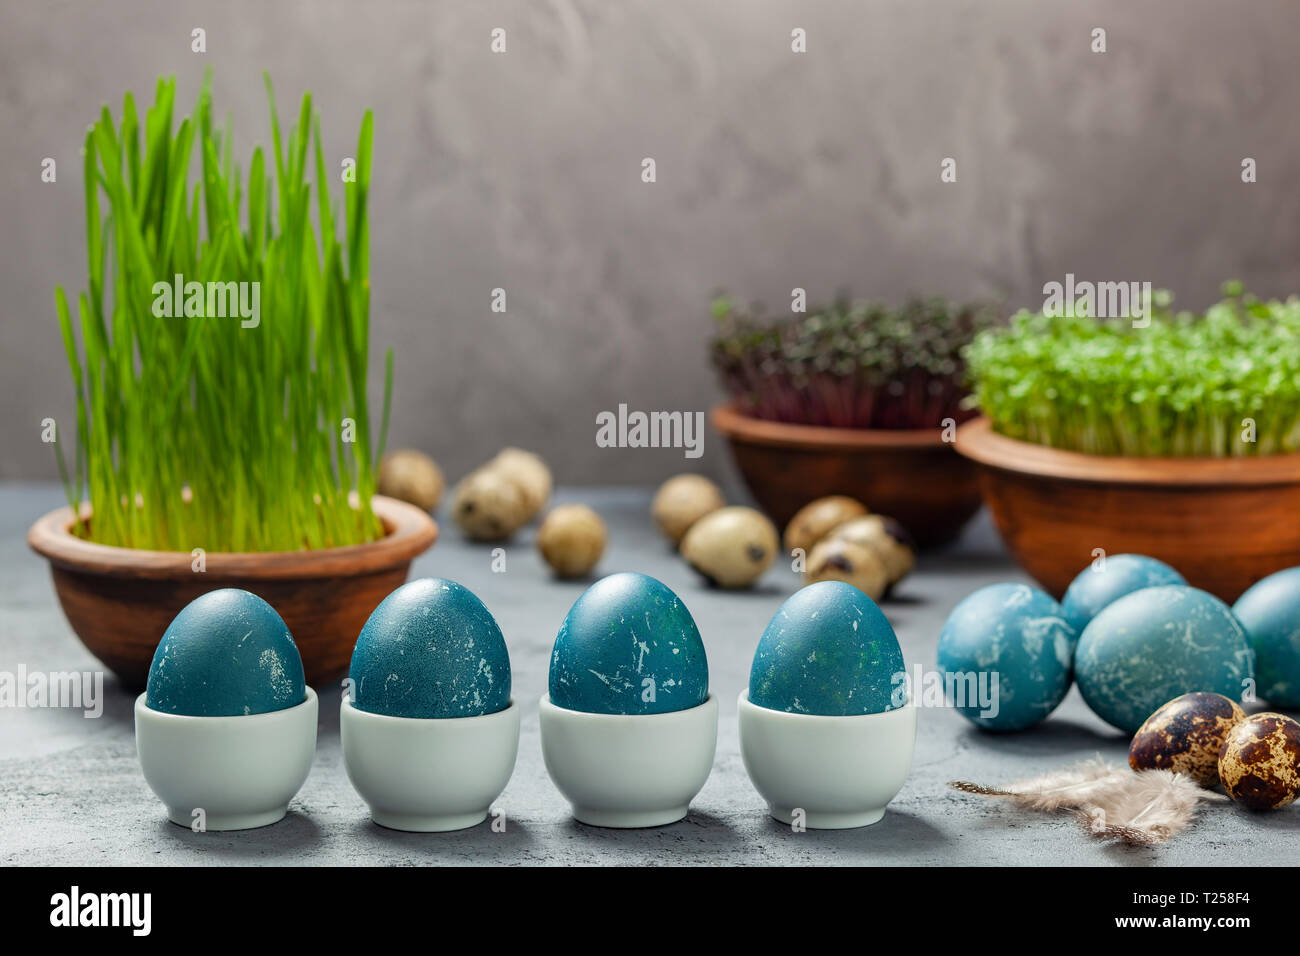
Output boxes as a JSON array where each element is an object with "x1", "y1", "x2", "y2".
[
  {"x1": 711, "y1": 403, "x2": 982, "y2": 548},
  {"x1": 27, "y1": 495, "x2": 437, "y2": 690},
  {"x1": 954, "y1": 416, "x2": 1300, "y2": 602}
]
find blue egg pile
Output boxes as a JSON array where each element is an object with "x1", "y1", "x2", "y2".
[
  {"x1": 349, "y1": 578, "x2": 512, "y2": 719},
  {"x1": 936, "y1": 583, "x2": 1076, "y2": 731},
  {"x1": 146, "y1": 588, "x2": 306, "y2": 717},
  {"x1": 549, "y1": 572, "x2": 708, "y2": 715},
  {"x1": 936, "y1": 553, "x2": 1300, "y2": 734},
  {"x1": 749, "y1": 580, "x2": 905, "y2": 716}
]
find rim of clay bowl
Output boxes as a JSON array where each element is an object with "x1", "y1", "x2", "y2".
[{"x1": 27, "y1": 494, "x2": 437, "y2": 580}]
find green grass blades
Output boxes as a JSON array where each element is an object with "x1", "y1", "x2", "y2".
[
  {"x1": 710, "y1": 296, "x2": 997, "y2": 430},
  {"x1": 963, "y1": 283, "x2": 1300, "y2": 457},
  {"x1": 53, "y1": 73, "x2": 393, "y2": 552}
]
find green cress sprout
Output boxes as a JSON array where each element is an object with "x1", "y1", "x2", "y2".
[{"x1": 963, "y1": 283, "x2": 1300, "y2": 457}]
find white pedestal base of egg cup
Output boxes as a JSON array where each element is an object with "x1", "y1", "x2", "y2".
[
  {"x1": 539, "y1": 693, "x2": 718, "y2": 828},
  {"x1": 135, "y1": 687, "x2": 318, "y2": 831},
  {"x1": 340, "y1": 696, "x2": 520, "y2": 832},
  {"x1": 738, "y1": 690, "x2": 916, "y2": 829}
]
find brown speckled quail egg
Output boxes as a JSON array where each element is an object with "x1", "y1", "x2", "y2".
[
  {"x1": 805, "y1": 537, "x2": 889, "y2": 602},
  {"x1": 489, "y1": 447, "x2": 552, "y2": 520},
  {"x1": 377, "y1": 449, "x2": 445, "y2": 513},
  {"x1": 1219, "y1": 712, "x2": 1300, "y2": 810},
  {"x1": 537, "y1": 504, "x2": 607, "y2": 578},
  {"x1": 651, "y1": 474, "x2": 726, "y2": 546},
  {"x1": 1128, "y1": 691, "x2": 1246, "y2": 787},
  {"x1": 826, "y1": 514, "x2": 916, "y2": 587},
  {"x1": 452, "y1": 468, "x2": 529, "y2": 541},
  {"x1": 782, "y1": 496, "x2": 868, "y2": 557},
  {"x1": 680, "y1": 506, "x2": 778, "y2": 589}
]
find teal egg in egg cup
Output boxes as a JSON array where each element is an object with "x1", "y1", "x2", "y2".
[
  {"x1": 134, "y1": 589, "x2": 318, "y2": 831},
  {"x1": 540, "y1": 572, "x2": 718, "y2": 828},
  {"x1": 738, "y1": 581, "x2": 916, "y2": 829},
  {"x1": 340, "y1": 579, "x2": 519, "y2": 832}
]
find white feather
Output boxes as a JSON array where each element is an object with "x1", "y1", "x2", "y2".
[{"x1": 951, "y1": 757, "x2": 1226, "y2": 846}]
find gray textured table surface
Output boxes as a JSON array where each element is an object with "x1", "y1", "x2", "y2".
[{"x1": 2, "y1": 483, "x2": 1293, "y2": 866}]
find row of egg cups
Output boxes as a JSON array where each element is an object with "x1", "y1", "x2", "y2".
[
  {"x1": 136, "y1": 577, "x2": 916, "y2": 833},
  {"x1": 138, "y1": 687, "x2": 915, "y2": 833}
]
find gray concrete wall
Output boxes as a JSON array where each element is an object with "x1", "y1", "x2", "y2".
[{"x1": 3, "y1": 0, "x2": 1299, "y2": 484}]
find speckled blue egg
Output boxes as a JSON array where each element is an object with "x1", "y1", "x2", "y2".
[
  {"x1": 146, "y1": 589, "x2": 305, "y2": 717},
  {"x1": 349, "y1": 578, "x2": 511, "y2": 719},
  {"x1": 936, "y1": 583, "x2": 1077, "y2": 732},
  {"x1": 1075, "y1": 585, "x2": 1254, "y2": 735},
  {"x1": 750, "y1": 581, "x2": 905, "y2": 716},
  {"x1": 1061, "y1": 554, "x2": 1185, "y2": 634},
  {"x1": 1233, "y1": 567, "x2": 1300, "y2": 707},
  {"x1": 549, "y1": 572, "x2": 707, "y2": 715}
]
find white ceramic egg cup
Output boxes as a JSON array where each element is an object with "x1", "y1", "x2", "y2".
[
  {"x1": 135, "y1": 687, "x2": 318, "y2": 831},
  {"x1": 539, "y1": 693, "x2": 718, "y2": 828},
  {"x1": 341, "y1": 696, "x2": 520, "y2": 832},
  {"x1": 737, "y1": 689, "x2": 916, "y2": 829}
]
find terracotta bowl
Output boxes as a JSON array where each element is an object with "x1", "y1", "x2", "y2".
[
  {"x1": 27, "y1": 495, "x2": 437, "y2": 690},
  {"x1": 954, "y1": 416, "x2": 1300, "y2": 602},
  {"x1": 711, "y1": 403, "x2": 982, "y2": 547}
]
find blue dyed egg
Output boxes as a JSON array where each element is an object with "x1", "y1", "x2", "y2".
[
  {"x1": 350, "y1": 578, "x2": 511, "y2": 719},
  {"x1": 146, "y1": 588, "x2": 305, "y2": 717},
  {"x1": 549, "y1": 572, "x2": 707, "y2": 715},
  {"x1": 1061, "y1": 554, "x2": 1185, "y2": 634},
  {"x1": 936, "y1": 583, "x2": 1077, "y2": 732},
  {"x1": 750, "y1": 581, "x2": 905, "y2": 716},
  {"x1": 1075, "y1": 585, "x2": 1254, "y2": 734},
  {"x1": 1233, "y1": 567, "x2": 1300, "y2": 707}
]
